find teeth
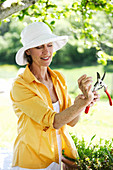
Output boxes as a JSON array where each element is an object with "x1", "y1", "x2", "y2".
[{"x1": 42, "y1": 57, "x2": 49, "y2": 60}]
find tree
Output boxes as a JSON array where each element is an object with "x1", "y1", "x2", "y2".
[
  {"x1": 0, "y1": 0, "x2": 113, "y2": 65},
  {"x1": 0, "y1": 0, "x2": 38, "y2": 20},
  {"x1": 0, "y1": 20, "x2": 25, "y2": 64},
  {"x1": 69, "y1": 0, "x2": 113, "y2": 65}
]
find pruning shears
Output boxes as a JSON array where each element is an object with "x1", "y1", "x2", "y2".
[{"x1": 85, "y1": 72, "x2": 112, "y2": 114}]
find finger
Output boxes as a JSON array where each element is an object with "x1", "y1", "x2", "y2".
[
  {"x1": 78, "y1": 77, "x2": 93, "y2": 93},
  {"x1": 81, "y1": 76, "x2": 93, "y2": 83},
  {"x1": 93, "y1": 91, "x2": 99, "y2": 95},
  {"x1": 79, "y1": 83, "x2": 92, "y2": 99},
  {"x1": 84, "y1": 84, "x2": 92, "y2": 96},
  {"x1": 79, "y1": 94, "x2": 85, "y2": 99},
  {"x1": 80, "y1": 77, "x2": 93, "y2": 87},
  {"x1": 85, "y1": 84, "x2": 94, "y2": 99},
  {"x1": 93, "y1": 97, "x2": 100, "y2": 102},
  {"x1": 94, "y1": 94, "x2": 100, "y2": 99},
  {"x1": 93, "y1": 93, "x2": 100, "y2": 99},
  {"x1": 78, "y1": 74, "x2": 87, "y2": 86},
  {"x1": 83, "y1": 82, "x2": 92, "y2": 92},
  {"x1": 78, "y1": 74, "x2": 87, "y2": 83},
  {"x1": 89, "y1": 102, "x2": 95, "y2": 107},
  {"x1": 88, "y1": 84, "x2": 92, "y2": 92},
  {"x1": 89, "y1": 94, "x2": 100, "y2": 106}
]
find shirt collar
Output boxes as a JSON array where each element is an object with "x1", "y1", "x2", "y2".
[{"x1": 22, "y1": 65, "x2": 58, "y2": 84}]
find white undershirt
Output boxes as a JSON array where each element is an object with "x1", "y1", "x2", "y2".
[
  {"x1": 12, "y1": 101, "x2": 61, "y2": 170},
  {"x1": 52, "y1": 101, "x2": 61, "y2": 164}
]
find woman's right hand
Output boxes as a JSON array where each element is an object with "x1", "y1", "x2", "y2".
[{"x1": 74, "y1": 91, "x2": 94, "y2": 110}]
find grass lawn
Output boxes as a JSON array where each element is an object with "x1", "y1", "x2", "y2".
[
  {"x1": 51, "y1": 64, "x2": 113, "y2": 99},
  {"x1": 0, "y1": 93, "x2": 17, "y2": 148},
  {"x1": 68, "y1": 100, "x2": 113, "y2": 144},
  {"x1": 0, "y1": 64, "x2": 113, "y2": 148},
  {"x1": 0, "y1": 64, "x2": 18, "y2": 79}
]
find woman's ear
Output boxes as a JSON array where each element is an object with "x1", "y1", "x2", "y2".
[{"x1": 25, "y1": 49, "x2": 30, "y2": 55}]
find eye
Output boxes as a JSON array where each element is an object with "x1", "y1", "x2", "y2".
[
  {"x1": 48, "y1": 43, "x2": 53, "y2": 47},
  {"x1": 35, "y1": 45, "x2": 43, "y2": 49}
]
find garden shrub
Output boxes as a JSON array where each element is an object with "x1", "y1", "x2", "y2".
[{"x1": 63, "y1": 134, "x2": 113, "y2": 170}]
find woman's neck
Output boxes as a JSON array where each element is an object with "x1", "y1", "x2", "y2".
[{"x1": 29, "y1": 64, "x2": 49, "y2": 81}]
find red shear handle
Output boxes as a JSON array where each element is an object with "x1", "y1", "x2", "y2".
[
  {"x1": 85, "y1": 105, "x2": 90, "y2": 114},
  {"x1": 104, "y1": 89, "x2": 112, "y2": 106}
]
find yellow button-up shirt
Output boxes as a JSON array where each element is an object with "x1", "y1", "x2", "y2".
[{"x1": 10, "y1": 65, "x2": 78, "y2": 169}]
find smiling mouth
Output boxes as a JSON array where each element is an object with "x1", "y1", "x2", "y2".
[{"x1": 41, "y1": 56, "x2": 50, "y2": 60}]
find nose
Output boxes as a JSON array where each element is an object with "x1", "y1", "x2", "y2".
[{"x1": 43, "y1": 45, "x2": 50, "y2": 55}]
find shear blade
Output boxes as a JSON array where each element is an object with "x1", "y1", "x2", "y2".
[
  {"x1": 94, "y1": 81, "x2": 98, "y2": 87},
  {"x1": 101, "y1": 72, "x2": 106, "y2": 81},
  {"x1": 97, "y1": 72, "x2": 100, "y2": 79}
]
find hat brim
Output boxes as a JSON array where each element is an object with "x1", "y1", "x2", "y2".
[{"x1": 16, "y1": 33, "x2": 68, "y2": 66}]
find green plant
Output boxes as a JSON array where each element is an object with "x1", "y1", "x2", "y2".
[{"x1": 63, "y1": 134, "x2": 113, "y2": 169}]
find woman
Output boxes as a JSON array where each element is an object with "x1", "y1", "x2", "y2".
[{"x1": 10, "y1": 22, "x2": 99, "y2": 170}]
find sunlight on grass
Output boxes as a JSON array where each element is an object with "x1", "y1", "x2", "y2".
[
  {"x1": 0, "y1": 93, "x2": 17, "y2": 148},
  {"x1": 68, "y1": 101, "x2": 113, "y2": 144},
  {"x1": 0, "y1": 64, "x2": 18, "y2": 79}
]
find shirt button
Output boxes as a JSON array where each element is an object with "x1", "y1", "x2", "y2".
[{"x1": 43, "y1": 126, "x2": 49, "y2": 132}]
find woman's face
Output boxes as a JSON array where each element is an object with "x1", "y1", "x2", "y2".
[{"x1": 26, "y1": 42, "x2": 53, "y2": 67}]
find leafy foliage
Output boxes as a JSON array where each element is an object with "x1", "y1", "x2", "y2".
[
  {"x1": 68, "y1": 1, "x2": 113, "y2": 65},
  {"x1": 0, "y1": 0, "x2": 113, "y2": 65},
  {"x1": 0, "y1": 0, "x2": 6, "y2": 4},
  {"x1": 0, "y1": 20, "x2": 24, "y2": 64},
  {"x1": 63, "y1": 134, "x2": 113, "y2": 169}
]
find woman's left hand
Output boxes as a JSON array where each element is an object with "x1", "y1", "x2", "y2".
[
  {"x1": 78, "y1": 74, "x2": 100, "y2": 106},
  {"x1": 61, "y1": 156, "x2": 79, "y2": 170},
  {"x1": 78, "y1": 74, "x2": 93, "y2": 99}
]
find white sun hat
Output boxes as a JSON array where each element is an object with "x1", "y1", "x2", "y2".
[{"x1": 16, "y1": 22, "x2": 68, "y2": 66}]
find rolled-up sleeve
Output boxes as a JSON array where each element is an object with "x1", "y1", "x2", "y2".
[{"x1": 10, "y1": 81, "x2": 56, "y2": 129}]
